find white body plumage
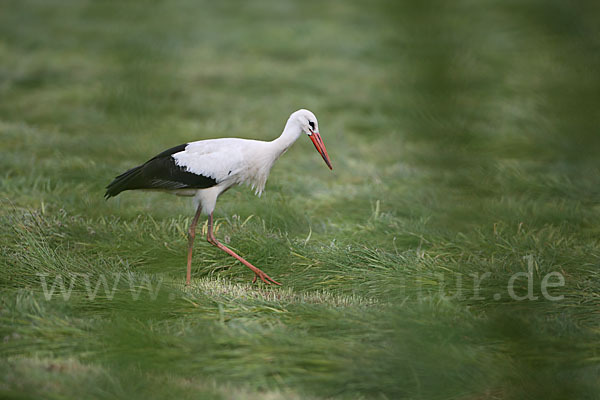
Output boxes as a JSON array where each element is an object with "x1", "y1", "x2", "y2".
[{"x1": 170, "y1": 109, "x2": 314, "y2": 215}]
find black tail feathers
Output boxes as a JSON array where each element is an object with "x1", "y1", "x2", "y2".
[{"x1": 104, "y1": 165, "x2": 144, "y2": 199}]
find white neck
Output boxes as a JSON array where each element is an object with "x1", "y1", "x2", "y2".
[
  {"x1": 241, "y1": 117, "x2": 303, "y2": 196},
  {"x1": 271, "y1": 116, "x2": 303, "y2": 155}
]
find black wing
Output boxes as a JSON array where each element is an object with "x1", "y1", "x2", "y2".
[{"x1": 104, "y1": 144, "x2": 217, "y2": 199}]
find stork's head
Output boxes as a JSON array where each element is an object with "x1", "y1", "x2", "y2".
[{"x1": 290, "y1": 109, "x2": 333, "y2": 170}]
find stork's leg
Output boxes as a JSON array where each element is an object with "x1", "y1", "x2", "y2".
[
  {"x1": 206, "y1": 213, "x2": 281, "y2": 285},
  {"x1": 186, "y1": 203, "x2": 203, "y2": 286}
]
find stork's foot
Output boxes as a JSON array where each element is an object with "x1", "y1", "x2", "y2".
[{"x1": 251, "y1": 269, "x2": 281, "y2": 286}]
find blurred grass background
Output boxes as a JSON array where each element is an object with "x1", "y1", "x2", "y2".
[{"x1": 1, "y1": 0, "x2": 600, "y2": 398}]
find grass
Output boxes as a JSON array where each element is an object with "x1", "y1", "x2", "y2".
[{"x1": 1, "y1": 0, "x2": 600, "y2": 398}]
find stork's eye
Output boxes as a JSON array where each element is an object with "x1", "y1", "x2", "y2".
[{"x1": 309, "y1": 121, "x2": 315, "y2": 130}]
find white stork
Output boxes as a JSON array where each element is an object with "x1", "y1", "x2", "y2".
[{"x1": 105, "y1": 109, "x2": 332, "y2": 285}]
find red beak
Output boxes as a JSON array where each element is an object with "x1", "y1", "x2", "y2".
[{"x1": 309, "y1": 131, "x2": 333, "y2": 170}]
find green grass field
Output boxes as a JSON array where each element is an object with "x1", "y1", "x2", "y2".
[{"x1": 2, "y1": 0, "x2": 600, "y2": 398}]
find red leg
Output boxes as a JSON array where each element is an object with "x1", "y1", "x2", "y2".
[
  {"x1": 206, "y1": 213, "x2": 281, "y2": 285},
  {"x1": 186, "y1": 203, "x2": 203, "y2": 285}
]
